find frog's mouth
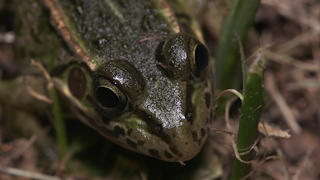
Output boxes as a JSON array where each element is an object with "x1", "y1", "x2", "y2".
[{"x1": 123, "y1": 110, "x2": 206, "y2": 162}]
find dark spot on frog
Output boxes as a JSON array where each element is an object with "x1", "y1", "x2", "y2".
[
  {"x1": 164, "y1": 150, "x2": 173, "y2": 159},
  {"x1": 100, "y1": 127, "x2": 112, "y2": 137},
  {"x1": 192, "y1": 131, "x2": 197, "y2": 142},
  {"x1": 135, "y1": 110, "x2": 183, "y2": 157},
  {"x1": 137, "y1": 111, "x2": 163, "y2": 132},
  {"x1": 68, "y1": 67, "x2": 86, "y2": 98},
  {"x1": 206, "y1": 117, "x2": 209, "y2": 124},
  {"x1": 155, "y1": 41, "x2": 165, "y2": 62},
  {"x1": 102, "y1": 117, "x2": 111, "y2": 126},
  {"x1": 148, "y1": 149, "x2": 161, "y2": 159},
  {"x1": 185, "y1": 142, "x2": 188, "y2": 145},
  {"x1": 185, "y1": 108, "x2": 194, "y2": 125},
  {"x1": 127, "y1": 129, "x2": 133, "y2": 136},
  {"x1": 186, "y1": 84, "x2": 195, "y2": 125},
  {"x1": 210, "y1": 109, "x2": 213, "y2": 123},
  {"x1": 170, "y1": 147, "x2": 182, "y2": 157},
  {"x1": 102, "y1": 126, "x2": 125, "y2": 138},
  {"x1": 198, "y1": 138, "x2": 202, "y2": 146},
  {"x1": 201, "y1": 128, "x2": 206, "y2": 137},
  {"x1": 156, "y1": 60, "x2": 168, "y2": 69},
  {"x1": 205, "y1": 92, "x2": 211, "y2": 109},
  {"x1": 126, "y1": 138, "x2": 137, "y2": 149},
  {"x1": 137, "y1": 140, "x2": 145, "y2": 146},
  {"x1": 114, "y1": 126, "x2": 125, "y2": 136}
]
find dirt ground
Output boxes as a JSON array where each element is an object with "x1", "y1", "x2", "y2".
[{"x1": 0, "y1": 0, "x2": 320, "y2": 179}]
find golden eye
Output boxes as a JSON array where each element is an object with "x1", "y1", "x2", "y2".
[
  {"x1": 190, "y1": 41, "x2": 209, "y2": 76},
  {"x1": 96, "y1": 86, "x2": 120, "y2": 109},
  {"x1": 194, "y1": 44, "x2": 209, "y2": 72},
  {"x1": 93, "y1": 76, "x2": 127, "y2": 114}
]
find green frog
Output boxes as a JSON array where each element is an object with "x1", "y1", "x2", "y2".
[{"x1": 5, "y1": 0, "x2": 215, "y2": 163}]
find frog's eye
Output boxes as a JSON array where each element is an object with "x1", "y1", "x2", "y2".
[
  {"x1": 194, "y1": 44, "x2": 209, "y2": 71},
  {"x1": 93, "y1": 76, "x2": 128, "y2": 113},
  {"x1": 190, "y1": 42, "x2": 209, "y2": 76},
  {"x1": 96, "y1": 86, "x2": 120, "y2": 108}
]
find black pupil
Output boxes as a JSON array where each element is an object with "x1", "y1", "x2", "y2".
[
  {"x1": 96, "y1": 87, "x2": 120, "y2": 108},
  {"x1": 195, "y1": 44, "x2": 208, "y2": 71}
]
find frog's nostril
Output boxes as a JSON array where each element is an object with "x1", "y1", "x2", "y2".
[
  {"x1": 185, "y1": 108, "x2": 194, "y2": 125},
  {"x1": 154, "y1": 123, "x2": 163, "y2": 131}
]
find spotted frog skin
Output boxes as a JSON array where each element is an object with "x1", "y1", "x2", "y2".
[{"x1": 14, "y1": 0, "x2": 214, "y2": 162}]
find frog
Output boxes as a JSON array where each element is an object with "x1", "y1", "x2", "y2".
[{"x1": 1, "y1": 0, "x2": 217, "y2": 164}]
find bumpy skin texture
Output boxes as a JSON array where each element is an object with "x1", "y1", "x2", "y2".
[{"x1": 14, "y1": 0, "x2": 214, "y2": 162}]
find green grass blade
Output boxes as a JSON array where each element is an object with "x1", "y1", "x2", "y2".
[
  {"x1": 231, "y1": 52, "x2": 267, "y2": 179},
  {"x1": 215, "y1": 0, "x2": 261, "y2": 90},
  {"x1": 50, "y1": 87, "x2": 68, "y2": 160}
]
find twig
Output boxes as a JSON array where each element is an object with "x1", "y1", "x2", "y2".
[
  {"x1": 178, "y1": 160, "x2": 186, "y2": 166},
  {"x1": 277, "y1": 27, "x2": 320, "y2": 54},
  {"x1": 276, "y1": 148, "x2": 291, "y2": 180},
  {"x1": 225, "y1": 95, "x2": 240, "y2": 131},
  {"x1": 139, "y1": 36, "x2": 157, "y2": 42},
  {"x1": 231, "y1": 140, "x2": 254, "y2": 164},
  {"x1": 217, "y1": 89, "x2": 260, "y2": 164},
  {"x1": 238, "y1": 137, "x2": 261, "y2": 156},
  {"x1": 23, "y1": 76, "x2": 53, "y2": 104},
  {"x1": 286, "y1": 80, "x2": 320, "y2": 91},
  {"x1": 264, "y1": 50, "x2": 319, "y2": 72},
  {"x1": 13, "y1": 135, "x2": 37, "y2": 161},
  {"x1": 0, "y1": 166, "x2": 68, "y2": 180},
  {"x1": 293, "y1": 150, "x2": 312, "y2": 180},
  {"x1": 30, "y1": 59, "x2": 54, "y2": 89},
  {"x1": 258, "y1": 122, "x2": 291, "y2": 138},
  {"x1": 0, "y1": 137, "x2": 37, "y2": 166},
  {"x1": 210, "y1": 128, "x2": 237, "y2": 135},
  {"x1": 215, "y1": 89, "x2": 244, "y2": 108},
  {"x1": 239, "y1": 155, "x2": 280, "y2": 180},
  {"x1": 56, "y1": 153, "x2": 71, "y2": 176},
  {"x1": 140, "y1": 170, "x2": 148, "y2": 180},
  {"x1": 225, "y1": 95, "x2": 257, "y2": 164},
  {"x1": 265, "y1": 71, "x2": 301, "y2": 133}
]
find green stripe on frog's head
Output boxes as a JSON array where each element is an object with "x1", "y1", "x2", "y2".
[{"x1": 89, "y1": 33, "x2": 213, "y2": 162}]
